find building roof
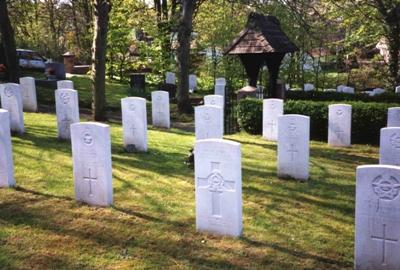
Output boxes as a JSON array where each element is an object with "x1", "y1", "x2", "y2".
[{"x1": 225, "y1": 13, "x2": 298, "y2": 55}]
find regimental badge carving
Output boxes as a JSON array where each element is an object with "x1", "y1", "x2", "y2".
[
  {"x1": 390, "y1": 133, "x2": 400, "y2": 149},
  {"x1": 129, "y1": 103, "x2": 136, "y2": 111},
  {"x1": 372, "y1": 175, "x2": 400, "y2": 201},
  {"x1": 4, "y1": 87, "x2": 14, "y2": 97},
  {"x1": 336, "y1": 109, "x2": 344, "y2": 116},
  {"x1": 60, "y1": 93, "x2": 70, "y2": 104},
  {"x1": 82, "y1": 131, "x2": 94, "y2": 146}
]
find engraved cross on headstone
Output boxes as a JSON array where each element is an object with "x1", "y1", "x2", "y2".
[
  {"x1": 288, "y1": 143, "x2": 298, "y2": 161},
  {"x1": 62, "y1": 116, "x2": 71, "y2": 132},
  {"x1": 197, "y1": 162, "x2": 235, "y2": 217},
  {"x1": 371, "y1": 224, "x2": 398, "y2": 265},
  {"x1": 83, "y1": 168, "x2": 97, "y2": 196},
  {"x1": 266, "y1": 120, "x2": 276, "y2": 134}
]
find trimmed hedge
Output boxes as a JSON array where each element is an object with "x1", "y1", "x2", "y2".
[
  {"x1": 237, "y1": 99, "x2": 398, "y2": 144},
  {"x1": 286, "y1": 90, "x2": 400, "y2": 104}
]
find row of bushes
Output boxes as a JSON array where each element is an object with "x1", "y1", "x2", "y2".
[
  {"x1": 286, "y1": 90, "x2": 400, "y2": 104},
  {"x1": 237, "y1": 99, "x2": 397, "y2": 144}
]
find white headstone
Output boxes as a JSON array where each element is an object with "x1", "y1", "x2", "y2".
[
  {"x1": 195, "y1": 105, "x2": 223, "y2": 140},
  {"x1": 19, "y1": 77, "x2": 38, "y2": 112},
  {"x1": 263, "y1": 99, "x2": 284, "y2": 141},
  {"x1": 396, "y1": 86, "x2": 400, "y2": 94},
  {"x1": 0, "y1": 109, "x2": 15, "y2": 188},
  {"x1": 277, "y1": 114, "x2": 310, "y2": 181},
  {"x1": 195, "y1": 139, "x2": 242, "y2": 237},
  {"x1": 0, "y1": 83, "x2": 24, "y2": 134},
  {"x1": 215, "y1": 77, "x2": 226, "y2": 85},
  {"x1": 165, "y1": 72, "x2": 176, "y2": 85},
  {"x1": 303, "y1": 83, "x2": 314, "y2": 91},
  {"x1": 57, "y1": 80, "x2": 74, "y2": 90},
  {"x1": 204, "y1": 95, "x2": 224, "y2": 132},
  {"x1": 379, "y1": 128, "x2": 400, "y2": 166},
  {"x1": 355, "y1": 165, "x2": 400, "y2": 269},
  {"x1": 204, "y1": 95, "x2": 224, "y2": 109},
  {"x1": 55, "y1": 89, "x2": 80, "y2": 139},
  {"x1": 121, "y1": 97, "x2": 148, "y2": 152},
  {"x1": 328, "y1": 104, "x2": 352, "y2": 147},
  {"x1": 388, "y1": 107, "x2": 400, "y2": 127},
  {"x1": 215, "y1": 84, "x2": 225, "y2": 97},
  {"x1": 151, "y1": 91, "x2": 170, "y2": 128},
  {"x1": 189, "y1": 74, "x2": 197, "y2": 91},
  {"x1": 71, "y1": 122, "x2": 113, "y2": 207}
]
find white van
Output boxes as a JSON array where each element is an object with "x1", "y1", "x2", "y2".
[{"x1": 17, "y1": 49, "x2": 47, "y2": 70}]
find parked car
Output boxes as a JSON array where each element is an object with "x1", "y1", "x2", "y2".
[{"x1": 17, "y1": 49, "x2": 47, "y2": 70}]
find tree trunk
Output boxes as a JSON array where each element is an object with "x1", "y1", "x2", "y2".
[
  {"x1": 176, "y1": 0, "x2": 196, "y2": 113},
  {"x1": 386, "y1": 24, "x2": 400, "y2": 87},
  {"x1": 91, "y1": 0, "x2": 111, "y2": 121},
  {"x1": 0, "y1": 0, "x2": 19, "y2": 83}
]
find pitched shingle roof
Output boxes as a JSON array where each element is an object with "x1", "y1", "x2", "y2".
[{"x1": 225, "y1": 13, "x2": 298, "y2": 55}]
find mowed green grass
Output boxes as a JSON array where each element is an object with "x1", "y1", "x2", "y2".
[{"x1": 0, "y1": 111, "x2": 378, "y2": 269}]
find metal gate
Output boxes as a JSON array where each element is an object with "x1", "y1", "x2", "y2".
[{"x1": 224, "y1": 84, "x2": 239, "y2": 134}]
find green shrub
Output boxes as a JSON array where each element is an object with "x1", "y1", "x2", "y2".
[
  {"x1": 237, "y1": 98, "x2": 396, "y2": 144},
  {"x1": 286, "y1": 90, "x2": 400, "y2": 104}
]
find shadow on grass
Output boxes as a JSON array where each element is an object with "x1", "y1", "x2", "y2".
[
  {"x1": 0, "y1": 190, "x2": 249, "y2": 269},
  {"x1": 241, "y1": 237, "x2": 352, "y2": 268}
]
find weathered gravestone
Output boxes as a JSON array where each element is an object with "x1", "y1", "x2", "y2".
[
  {"x1": 387, "y1": 107, "x2": 400, "y2": 127},
  {"x1": 55, "y1": 89, "x2": 80, "y2": 139},
  {"x1": 121, "y1": 97, "x2": 148, "y2": 152},
  {"x1": 379, "y1": 128, "x2": 400, "y2": 166},
  {"x1": 165, "y1": 72, "x2": 176, "y2": 85},
  {"x1": 277, "y1": 114, "x2": 310, "y2": 181},
  {"x1": 263, "y1": 98, "x2": 283, "y2": 141},
  {"x1": 0, "y1": 109, "x2": 15, "y2": 188},
  {"x1": 0, "y1": 83, "x2": 24, "y2": 134},
  {"x1": 151, "y1": 91, "x2": 170, "y2": 128},
  {"x1": 355, "y1": 165, "x2": 400, "y2": 269},
  {"x1": 396, "y1": 86, "x2": 400, "y2": 94},
  {"x1": 57, "y1": 80, "x2": 74, "y2": 90},
  {"x1": 195, "y1": 139, "x2": 242, "y2": 237},
  {"x1": 328, "y1": 104, "x2": 352, "y2": 147},
  {"x1": 195, "y1": 105, "x2": 223, "y2": 140},
  {"x1": 189, "y1": 74, "x2": 197, "y2": 92},
  {"x1": 19, "y1": 77, "x2": 38, "y2": 112},
  {"x1": 71, "y1": 122, "x2": 113, "y2": 206}
]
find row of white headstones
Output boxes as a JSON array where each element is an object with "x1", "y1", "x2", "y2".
[
  {"x1": 0, "y1": 78, "x2": 238, "y2": 236},
  {"x1": 165, "y1": 71, "x2": 227, "y2": 97},
  {"x1": 4, "y1": 77, "x2": 400, "y2": 266},
  {"x1": 262, "y1": 99, "x2": 400, "y2": 268}
]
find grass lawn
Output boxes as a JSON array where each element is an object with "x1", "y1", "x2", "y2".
[{"x1": 0, "y1": 110, "x2": 378, "y2": 269}]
